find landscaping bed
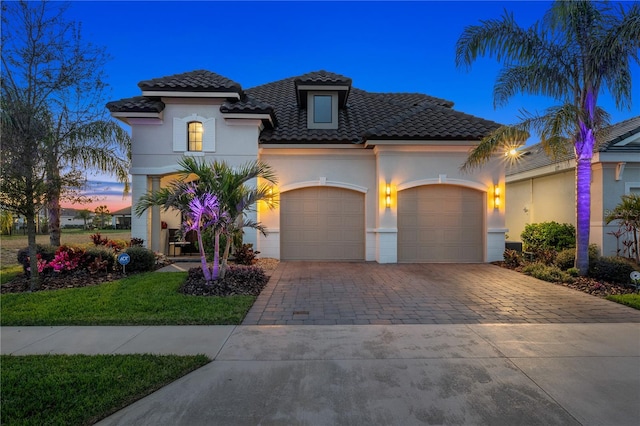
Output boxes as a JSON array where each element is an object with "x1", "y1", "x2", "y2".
[
  {"x1": 493, "y1": 260, "x2": 639, "y2": 298},
  {"x1": 1, "y1": 258, "x2": 278, "y2": 297}
]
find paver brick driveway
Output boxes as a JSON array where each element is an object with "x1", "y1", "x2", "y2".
[{"x1": 243, "y1": 262, "x2": 640, "y2": 325}]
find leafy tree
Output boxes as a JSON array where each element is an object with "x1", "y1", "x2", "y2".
[
  {"x1": 0, "y1": 96, "x2": 49, "y2": 290},
  {"x1": 606, "y1": 194, "x2": 640, "y2": 264},
  {"x1": 0, "y1": 210, "x2": 14, "y2": 235},
  {"x1": 456, "y1": 0, "x2": 640, "y2": 275},
  {"x1": 135, "y1": 157, "x2": 277, "y2": 281},
  {"x1": 74, "y1": 209, "x2": 93, "y2": 230},
  {"x1": 1, "y1": 0, "x2": 131, "y2": 249},
  {"x1": 93, "y1": 205, "x2": 111, "y2": 230}
]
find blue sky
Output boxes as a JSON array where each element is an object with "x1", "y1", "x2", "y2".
[{"x1": 62, "y1": 0, "x2": 639, "y2": 209}]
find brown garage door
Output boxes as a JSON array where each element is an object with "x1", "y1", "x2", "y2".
[
  {"x1": 280, "y1": 187, "x2": 365, "y2": 260},
  {"x1": 398, "y1": 185, "x2": 484, "y2": 262}
]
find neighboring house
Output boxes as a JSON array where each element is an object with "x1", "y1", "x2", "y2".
[
  {"x1": 111, "y1": 206, "x2": 132, "y2": 230},
  {"x1": 107, "y1": 69, "x2": 507, "y2": 263},
  {"x1": 506, "y1": 116, "x2": 640, "y2": 257},
  {"x1": 60, "y1": 208, "x2": 88, "y2": 228}
]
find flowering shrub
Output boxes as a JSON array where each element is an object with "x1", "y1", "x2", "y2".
[{"x1": 49, "y1": 246, "x2": 85, "y2": 272}]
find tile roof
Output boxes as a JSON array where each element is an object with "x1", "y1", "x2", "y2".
[
  {"x1": 246, "y1": 76, "x2": 500, "y2": 144},
  {"x1": 294, "y1": 70, "x2": 352, "y2": 86},
  {"x1": 598, "y1": 116, "x2": 640, "y2": 151},
  {"x1": 507, "y1": 116, "x2": 640, "y2": 176},
  {"x1": 138, "y1": 70, "x2": 243, "y2": 94},
  {"x1": 106, "y1": 96, "x2": 165, "y2": 113},
  {"x1": 108, "y1": 69, "x2": 502, "y2": 144}
]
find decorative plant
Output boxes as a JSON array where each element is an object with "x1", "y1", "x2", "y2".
[
  {"x1": 135, "y1": 157, "x2": 278, "y2": 283},
  {"x1": 182, "y1": 186, "x2": 228, "y2": 281}
]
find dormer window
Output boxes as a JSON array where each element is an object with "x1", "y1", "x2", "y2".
[
  {"x1": 187, "y1": 121, "x2": 203, "y2": 151},
  {"x1": 307, "y1": 92, "x2": 338, "y2": 129},
  {"x1": 313, "y1": 95, "x2": 332, "y2": 123}
]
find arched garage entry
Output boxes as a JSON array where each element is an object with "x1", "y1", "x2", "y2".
[
  {"x1": 280, "y1": 187, "x2": 365, "y2": 261},
  {"x1": 398, "y1": 184, "x2": 484, "y2": 262}
]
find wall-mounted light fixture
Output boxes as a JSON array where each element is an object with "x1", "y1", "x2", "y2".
[
  {"x1": 494, "y1": 185, "x2": 501, "y2": 209},
  {"x1": 385, "y1": 183, "x2": 392, "y2": 208}
]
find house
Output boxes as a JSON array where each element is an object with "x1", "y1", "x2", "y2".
[
  {"x1": 107, "y1": 69, "x2": 507, "y2": 263},
  {"x1": 506, "y1": 116, "x2": 640, "y2": 257},
  {"x1": 60, "y1": 208, "x2": 88, "y2": 229},
  {"x1": 111, "y1": 206, "x2": 132, "y2": 230}
]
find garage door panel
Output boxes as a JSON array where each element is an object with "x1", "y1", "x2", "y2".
[
  {"x1": 281, "y1": 187, "x2": 365, "y2": 261},
  {"x1": 398, "y1": 185, "x2": 483, "y2": 263}
]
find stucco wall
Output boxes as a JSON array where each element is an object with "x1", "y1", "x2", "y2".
[
  {"x1": 506, "y1": 160, "x2": 640, "y2": 257},
  {"x1": 258, "y1": 148, "x2": 377, "y2": 260},
  {"x1": 506, "y1": 170, "x2": 574, "y2": 244},
  {"x1": 129, "y1": 99, "x2": 263, "y2": 251}
]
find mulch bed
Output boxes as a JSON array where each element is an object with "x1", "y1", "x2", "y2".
[
  {"x1": 493, "y1": 261, "x2": 638, "y2": 297},
  {"x1": 1, "y1": 270, "x2": 120, "y2": 294}
]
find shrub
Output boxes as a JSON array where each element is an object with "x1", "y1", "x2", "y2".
[
  {"x1": 124, "y1": 247, "x2": 157, "y2": 273},
  {"x1": 17, "y1": 245, "x2": 57, "y2": 274},
  {"x1": 106, "y1": 239, "x2": 128, "y2": 252},
  {"x1": 49, "y1": 245, "x2": 86, "y2": 273},
  {"x1": 533, "y1": 248, "x2": 557, "y2": 265},
  {"x1": 555, "y1": 244, "x2": 599, "y2": 270},
  {"x1": 590, "y1": 256, "x2": 637, "y2": 284},
  {"x1": 84, "y1": 246, "x2": 116, "y2": 272},
  {"x1": 130, "y1": 237, "x2": 145, "y2": 247},
  {"x1": 521, "y1": 222, "x2": 576, "y2": 252},
  {"x1": 522, "y1": 262, "x2": 574, "y2": 283},
  {"x1": 233, "y1": 244, "x2": 260, "y2": 265},
  {"x1": 503, "y1": 249, "x2": 523, "y2": 268},
  {"x1": 90, "y1": 232, "x2": 109, "y2": 246}
]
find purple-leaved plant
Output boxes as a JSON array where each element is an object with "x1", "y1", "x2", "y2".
[{"x1": 183, "y1": 186, "x2": 229, "y2": 282}]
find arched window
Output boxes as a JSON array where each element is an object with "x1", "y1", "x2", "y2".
[{"x1": 187, "y1": 121, "x2": 203, "y2": 151}]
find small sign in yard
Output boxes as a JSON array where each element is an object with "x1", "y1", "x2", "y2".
[{"x1": 117, "y1": 253, "x2": 131, "y2": 274}]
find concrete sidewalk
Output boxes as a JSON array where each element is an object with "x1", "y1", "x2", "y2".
[{"x1": 3, "y1": 323, "x2": 639, "y2": 425}]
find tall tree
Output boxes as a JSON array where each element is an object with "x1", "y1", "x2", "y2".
[
  {"x1": 0, "y1": 96, "x2": 49, "y2": 290},
  {"x1": 456, "y1": 0, "x2": 640, "y2": 275},
  {"x1": 94, "y1": 205, "x2": 111, "y2": 230},
  {"x1": 1, "y1": 0, "x2": 130, "y2": 248}
]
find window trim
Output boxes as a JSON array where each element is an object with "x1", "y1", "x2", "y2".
[
  {"x1": 307, "y1": 92, "x2": 338, "y2": 129},
  {"x1": 173, "y1": 114, "x2": 215, "y2": 153}
]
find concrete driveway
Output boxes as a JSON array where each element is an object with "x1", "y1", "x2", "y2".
[{"x1": 243, "y1": 262, "x2": 640, "y2": 325}]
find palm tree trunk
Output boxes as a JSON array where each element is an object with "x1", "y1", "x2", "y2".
[
  {"x1": 212, "y1": 230, "x2": 221, "y2": 280},
  {"x1": 220, "y1": 233, "x2": 233, "y2": 279},
  {"x1": 195, "y1": 228, "x2": 211, "y2": 282},
  {"x1": 575, "y1": 157, "x2": 591, "y2": 275}
]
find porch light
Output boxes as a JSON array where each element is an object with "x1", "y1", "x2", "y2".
[
  {"x1": 385, "y1": 183, "x2": 392, "y2": 208},
  {"x1": 494, "y1": 185, "x2": 501, "y2": 209}
]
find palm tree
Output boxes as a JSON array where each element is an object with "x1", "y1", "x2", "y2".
[
  {"x1": 456, "y1": 0, "x2": 640, "y2": 275},
  {"x1": 74, "y1": 209, "x2": 93, "y2": 230},
  {"x1": 135, "y1": 157, "x2": 277, "y2": 281},
  {"x1": 45, "y1": 119, "x2": 131, "y2": 246}
]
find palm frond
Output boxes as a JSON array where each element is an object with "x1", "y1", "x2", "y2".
[{"x1": 460, "y1": 125, "x2": 529, "y2": 171}]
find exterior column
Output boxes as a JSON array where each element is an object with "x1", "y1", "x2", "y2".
[
  {"x1": 130, "y1": 174, "x2": 149, "y2": 245},
  {"x1": 150, "y1": 175, "x2": 161, "y2": 252}
]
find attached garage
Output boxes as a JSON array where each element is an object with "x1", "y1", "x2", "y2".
[
  {"x1": 398, "y1": 185, "x2": 484, "y2": 262},
  {"x1": 280, "y1": 187, "x2": 365, "y2": 261}
]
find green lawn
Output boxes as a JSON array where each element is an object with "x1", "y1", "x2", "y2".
[
  {"x1": 1, "y1": 354, "x2": 210, "y2": 425},
  {"x1": 1, "y1": 272, "x2": 255, "y2": 326},
  {"x1": 606, "y1": 293, "x2": 640, "y2": 310}
]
